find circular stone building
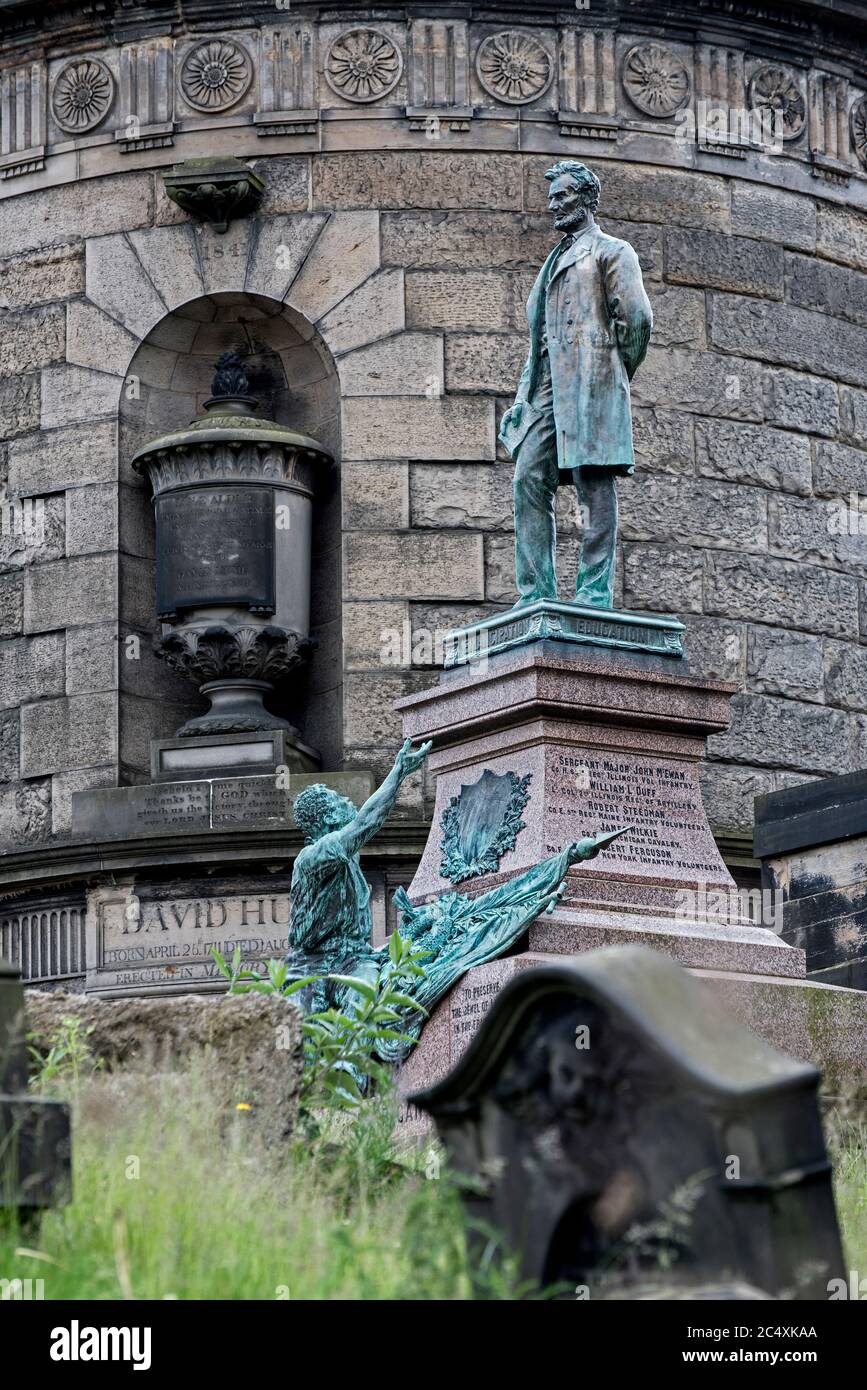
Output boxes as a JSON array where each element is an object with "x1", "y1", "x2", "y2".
[{"x1": 1, "y1": 0, "x2": 867, "y2": 991}]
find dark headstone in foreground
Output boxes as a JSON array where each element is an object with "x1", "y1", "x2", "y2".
[
  {"x1": 411, "y1": 945, "x2": 845, "y2": 1300},
  {"x1": 0, "y1": 958, "x2": 71, "y2": 1211}
]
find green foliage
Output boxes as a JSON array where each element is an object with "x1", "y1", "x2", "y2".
[
  {"x1": 5, "y1": 1046, "x2": 866, "y2": 1300},
  {"x1": 830, "y1": 1116, "x2": 867, "y2": 1274},
  {"x1": 0, "y1": 1061, "x2": 529, "y2": 1300},
  {"x1": 596, "y1": 1169, "x2": 714, "y2": 1283},
  {"x1": 28, "y1": 1015, "x2": 102, "y2": 1090},
  {"x1": 209, "y1": 932, "x2": 429, "y2": 1114}
]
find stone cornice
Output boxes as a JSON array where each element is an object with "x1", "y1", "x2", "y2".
[
  {"x1": 1, "y1": 2, "x2": 866, "y2": 65},
  {"x1": 0, "y1": 820, "x2": 431, "y2": 896}
]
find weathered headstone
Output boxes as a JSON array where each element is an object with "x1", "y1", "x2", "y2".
[
  {"x1": 411, "y1": 945, "x2": 845, "y2": 1300},
  {"x1": 0, "y1": 958, "x2": 71, "y2": 1212}
]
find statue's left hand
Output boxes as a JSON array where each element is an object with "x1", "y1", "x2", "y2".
[
  {"x1": 567, "y1": 826, "x2": 631, "y2": 864},
  {"x1": 567, "y1": 837, "x2": 602, "y2": 864},
  {"x1": 395, "y1": 737, "x2": 433, "y2": 780}
]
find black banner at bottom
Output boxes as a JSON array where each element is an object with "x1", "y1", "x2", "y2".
[{"x1": 3, "y1": 1296, "x2": 862, "y2": 1375}]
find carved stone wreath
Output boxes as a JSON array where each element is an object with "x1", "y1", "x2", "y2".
[
  {"x1": 475, "y1": 31, "x2": 553, "y2": 106},
  {"x1": 851, "y1": 96, "x2": 867, "y2": 169},
  {"x1": 52, "y1": 58, "x2": 114, "y2": 133},
  {"x1": 748, "y1": 65, "x2": 806, "y2": 141},
  {"x1": 324, "y1": 27, "x2": 403, "y2": 103},
  {"x1": 180, "y1": 39, "x2": 253, "y2": 113},
  {"x1": 440, "y1": 770, "x2": 532, "y2": 884},
  {"x1": 622, "y1": 43, "x2": 690, "y2": 118}
]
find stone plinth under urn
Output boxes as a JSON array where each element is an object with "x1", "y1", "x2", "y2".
[{"x1": 132, "y1": 351, "x2": 331, "y2": 770}]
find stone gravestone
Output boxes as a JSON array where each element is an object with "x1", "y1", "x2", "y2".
[
  {"x1": 411, "y1": 945, "x2": 845, "y2": 1300},
  {"x1": 0, "y1": 957, "x2": 71, "y2": 1212}
]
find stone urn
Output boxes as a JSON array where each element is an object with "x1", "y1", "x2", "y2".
[{"x1": 131, "y1": 352, "x2": 332, "y2": 758}]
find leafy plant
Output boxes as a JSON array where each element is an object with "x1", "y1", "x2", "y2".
[
  {"x1": 28, "y1": 1015, "x2": 102, "y2": 1089},
  {"x1": 594, "y1": 1168, "x2": 714, "y2": 1290},
  {"x1": 210, "y1": 930, "x2": 430, "y2": 1113}
]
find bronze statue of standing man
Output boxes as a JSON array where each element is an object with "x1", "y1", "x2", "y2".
[{"x1": 500, "y1": 161, "x2": 652, "y2": 610}]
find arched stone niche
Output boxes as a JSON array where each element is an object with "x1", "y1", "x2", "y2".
[{"x1": 119, "y1": 291, "x2": 342, "y2": 775}]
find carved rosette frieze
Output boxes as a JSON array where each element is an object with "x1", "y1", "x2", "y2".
[
  {"x1": 180, "y1": 39, "x2": 253, "y2": 112},
  {"x1": 475, "y1": 31, "x2": 553, "y2": 106},
  {"x1": 622, "y1": 43, "x2": 690, "y2": 118},
  {"x1": 853, "y1": 96, "x2": 867, "y2": 169},
  {"x1": 748, "y1": 64, "x2": 806, "y2": 141},
  {"x1": 2, "y1": 19, "x2": 866, "y2": 196},
  {"x1": 324, "y1": 27, "x2": 403, "y2": 103},
  {"x1": 51, "y1": 57, "x2": 114, "y2": 133}
]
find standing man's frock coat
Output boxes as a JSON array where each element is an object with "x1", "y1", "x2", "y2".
[{"x1": 501, "y1": 222, "x2": 653, "y2": 475}]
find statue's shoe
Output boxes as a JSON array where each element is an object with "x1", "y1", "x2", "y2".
[
  {"x1": 572, "y1": 591, "x2": 615, "y2": 609},
  {"x1": 506, "y1": 595, "x2": 556, "y2": 612}
]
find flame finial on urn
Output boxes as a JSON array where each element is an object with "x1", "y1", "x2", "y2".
[{"x1": 210, "y1": 349, "x2": 250, "y2": 400}]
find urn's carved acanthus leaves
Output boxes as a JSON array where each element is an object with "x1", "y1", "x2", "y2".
[
  {"x1": 180, "y1": 39, "x2": 253, "y2": 112},
  {"x1": 142, "y1": 442, "x2": 314, "y2": 497},
  {"x1": 622, "y1": 43, "x2": 690, "y2": 118},
  {"x1": 52, "y1": 57, "x2": 114, "y2": 133},
  {"x1": 158, "y1": 624, "x2": 312, "y2": 686},
  {"x1": 852, "y1": 96, "x2": 867, "y2": 169},
  {"x1": 324, "y1": 27, "x2": 403, "y2": 103},
  {"x1": 748, "y1": 65, "x2": 806, "y2": 141},
  {"x1": 475, "y1": 31, "x2": 553, "y2": 106}
]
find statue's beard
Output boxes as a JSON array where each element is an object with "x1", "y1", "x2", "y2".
[{"x1": 555, "y1": 206, "x2": 589, "y2": 232}]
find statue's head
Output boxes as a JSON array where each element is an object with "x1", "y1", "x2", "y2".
[
  {"x1": 544, "y1": 160, "x2": 601, "y2": 234},
  {"x1": 292, "y1": 783, "x2": 356, "y2": 841}
]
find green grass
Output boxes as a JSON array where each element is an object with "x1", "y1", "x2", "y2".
[
  {"x1": 3, "y1": 1064, "x2": 865, "y2": 1300},
  {"x1": 0, "y1": 1063, "x2": 518, "y2": 1301},
  {"x1": 830, "y1": 1118, "x2": 867, "y2": 1275}
]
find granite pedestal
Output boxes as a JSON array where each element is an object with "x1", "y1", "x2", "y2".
[
  {"x1": 393, "y1": 642, "x2": 867, "y2": 1133},
  {"x1": 397, "y1": 641, "x2": 796, "y2": 972}
]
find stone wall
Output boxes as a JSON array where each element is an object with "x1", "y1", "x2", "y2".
[{"x1": 1, "y1": 1, "x2": 867, "y2": 856}]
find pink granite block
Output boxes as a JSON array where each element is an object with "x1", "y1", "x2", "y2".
[{"x1": 695, "y1": 968, "x2": 867, "y2": 1090}]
